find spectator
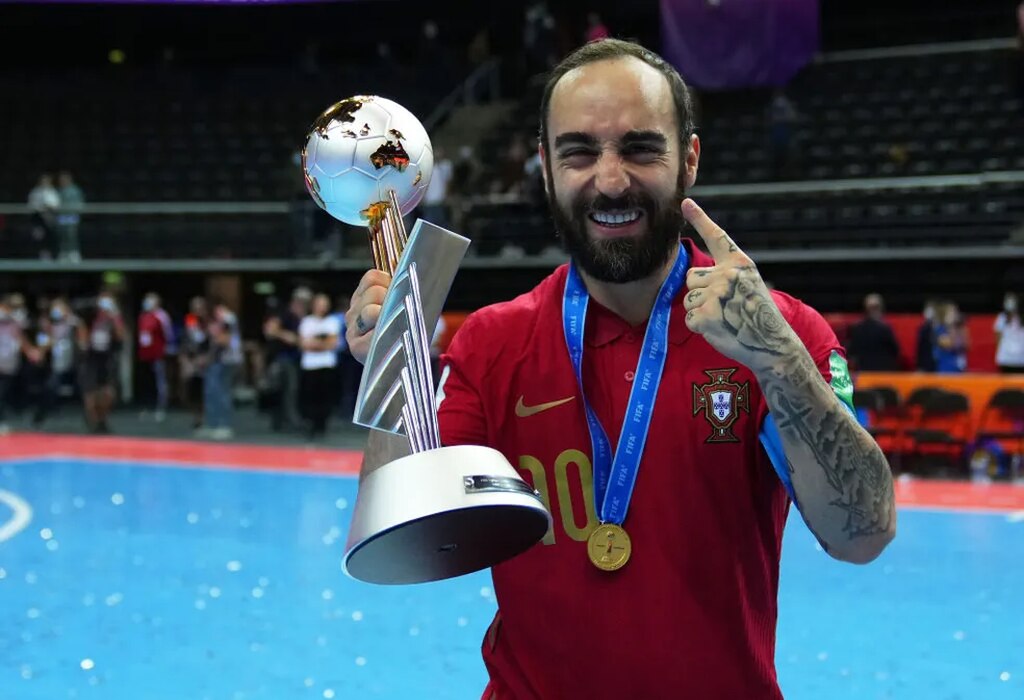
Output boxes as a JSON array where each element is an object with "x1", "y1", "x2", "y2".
[
  {"x1": 495, "y1": 134, "x2": 530, "y2": 194},
  {"x1": 25, "y1": 297, "x2": 53, "y2": 424},
  {"x1": 7, "y1": 293, "x2": 33, "y2": 413},
  {"x1": 201, "y1": 301, "x2": 242, "y2": 440},
  {"x1": 299, "y1": 293, "x2": 341, "y2": 440},
  {"x1": 467, "y1": 27, "x2": 491, "y2": 66},
  {"x1": 27, "y1": 174, "x2": 60, "y2": 260},
  {"x1": 0, "y1": 295, "x2": 40, "y2": 434},
  {"x1": 523, "y1": 148, "x2": 545, "y2": 204},
  {"x1": 8, "y1": 293, "x2": 29, "y2": 330},
  {"x1": 137, "y1": 293, "x2": 174, "y2": 421},
  {"x1": 585, "y1": 12, "x2": 610, "y2": 43},
  {"x1": 56, "y1": 171, "x2": 85, "y2": 262},
  {"x1": 263, "y1": 288, "x2": 308, "y2": 431},
  {"x1": 915, "y1": 300, "x2": 939, "y2": 372},
  {"x1": 847, "y1": 293, "x2": 901, "y2": 371},
  {"x1": 33, "y1": 297, "x2": 79, "y2": 425},
  {"x1": 767, "y1": 90, "x2": 799, "y2": 179},
  {"x1": 523, "y1": 2, "x2": 557, "y2": 75},
  {"x1": 995, "y1": 292, "x2": 1024, "y2": 373},
  {"x1": 422, "y1": 147, "x2": 453, "y2": 230},
  {"x1": 418, "y1": 20, "x2": 443, "y2": 66},
  {"x1": 933, "y1": 302, "x2": 969, "y2": 373},
  {"x1": 180, "y1": 296, "x2": 210, "y2": 430},
  {"x1": 77, "y1": 291, "x2": 125, "y2": 434},
  {"x1": 449, "y1": 145, "x2": 479, "y2": 231}
]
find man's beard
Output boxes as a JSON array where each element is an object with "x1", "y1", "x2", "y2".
[{"x1": 546, "y1": 178, "x2": 686, "y2": 284}]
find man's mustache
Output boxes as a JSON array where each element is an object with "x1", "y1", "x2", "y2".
[{"x1": 574, "y1": 191, "x2": 658, "y2": 217}]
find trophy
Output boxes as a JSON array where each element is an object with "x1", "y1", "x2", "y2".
[{"x1": 301, "y1": 96, "x2": 551, "y2": 585}]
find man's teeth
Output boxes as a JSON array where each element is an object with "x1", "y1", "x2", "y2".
[{"x1": 590, "y1": 209, "x2": 642, "y2": 225}]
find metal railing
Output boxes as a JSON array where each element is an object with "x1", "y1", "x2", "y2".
[
  {"x1": 3, "y1": 169, "x2": 1021, "y2": 217},
  {"x1": 423, "y1": 58, "x2": 501, "y2": 132}
]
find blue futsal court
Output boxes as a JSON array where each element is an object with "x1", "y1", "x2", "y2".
[{"x1": 1, "y1": 453, "x2": 1022, "y2": 700}]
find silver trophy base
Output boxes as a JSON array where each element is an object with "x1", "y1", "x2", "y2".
[{"x1": 344, "y1": 445, "x2": 551, "y2": 585}]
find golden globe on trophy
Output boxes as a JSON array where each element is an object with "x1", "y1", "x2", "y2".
[{"x1": 301, "y1": 96, "x2": 551, "y2": 585}]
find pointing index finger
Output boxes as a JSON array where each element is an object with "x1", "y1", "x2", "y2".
[{"x1": 682, "y1": 198, "x2": 743, "y2": 263}]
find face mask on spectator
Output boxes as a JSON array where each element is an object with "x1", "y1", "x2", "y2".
[
  {"x1": 1005, "y1": 297, "x2": 1018, "y2": 314},
  {"x1": 142, "y1": 297, "x2": 157, "y2": 312},
  {"x1": 98, "y1": 298, "x2": 116, "y2": 313},
  {"x1": 12, "y1": 308, "x2": 26, "y2": 324},
  {"x1": 51, "y1": 308, "x2": 64, "y2": 321}
]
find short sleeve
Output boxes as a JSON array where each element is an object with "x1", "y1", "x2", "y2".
[
  {"x1": 757, "y1": 295, "x2": 852, "y2": 502},
  {"x1": 436, "y1": 312, "x2": 489, "y2": 447},
  {"x1": 756, "y1": 295, "x2": 851, "y2": 422},
  {"x1": 298, "y1": 317, "x2": 312, "y2": 339},
  {"x1": 995, "y1": 313, "x2": 1007, "y2": 334}
]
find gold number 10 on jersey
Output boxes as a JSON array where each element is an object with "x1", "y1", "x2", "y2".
[{"x1": 518, "y1": 449, "x2": 599, "y2": 545}]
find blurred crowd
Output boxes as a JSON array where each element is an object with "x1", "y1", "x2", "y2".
[
  {"x1": 0, "y1": 284, "x2": 454, "y2": 441},
  {"x1": 844, "y1": 291, "x2": 1024, "y2": 374}
]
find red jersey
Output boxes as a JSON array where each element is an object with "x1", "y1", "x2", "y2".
[
  {"x1": 137, "y1": 310, "x2": 169, "y2": 362},
  {"x1": 437, "y1": 239, "x2": 845, "y2": 699}
]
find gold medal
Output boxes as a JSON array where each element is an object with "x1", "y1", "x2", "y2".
[{"x1": 587, "y1": 523, "x2": 631, "y2": 571}]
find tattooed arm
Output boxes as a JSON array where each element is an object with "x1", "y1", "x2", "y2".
[
  {"x1": 752, "y1": 339, "x2": 895, "y2": 561},
  {"x1": 680, "y1": 199, "x2": 896, "y2": 563}
]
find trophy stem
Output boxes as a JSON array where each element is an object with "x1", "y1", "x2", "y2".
[
  {"x1": 387, "y1": 190, "x2": 408, "y2": 248},
  {"x1": 366, "y1": 191, "x2": 409, "y2": 276},
  {"x1": 367, "y1": 225, "x2": 385, "y2": 272},
  {"x1": 380, "y1": 217, "x2": 398, "y2": 274}
]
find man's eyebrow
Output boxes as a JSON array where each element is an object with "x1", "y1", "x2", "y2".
[
  {"x1": 553, "y1": 132, "x2": 598, "y2": 149},
  {"x1": 552, "y1": 130, "x2": 668, "y2": 150},
  {"x1": 620, "y1": 130, "x2": 668, "y2": 146}
]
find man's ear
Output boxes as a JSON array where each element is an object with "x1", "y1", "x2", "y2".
[{"x1": 683, "y1": 134, "x2": 700, "y2": 190}]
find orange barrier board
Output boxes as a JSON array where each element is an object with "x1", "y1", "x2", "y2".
[{"x1": 855, "y1": 372, "x2": 1024, "y2": 436}]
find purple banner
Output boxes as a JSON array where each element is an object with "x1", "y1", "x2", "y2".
[{"x1": 659, "y1": 0, "x2": 819, "y2": 90}]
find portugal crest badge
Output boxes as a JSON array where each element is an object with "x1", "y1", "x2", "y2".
[{"x1": 692, "y1": 368, "x2": 750, "y2": 443}]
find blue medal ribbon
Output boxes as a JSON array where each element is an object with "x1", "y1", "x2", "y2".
[{"x1": 562, "y1": 245, "x2": 689, "y2": 525}]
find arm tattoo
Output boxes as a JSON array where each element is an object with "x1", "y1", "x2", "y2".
[
  {"x1": 710, "y1": 268, "x2": 893, "y2": 544},
  {"x1": 763, "y1": 355, "x2": 895, "y2": 540},
  {"x1": 785, "y1": 455, "x2": 831, "y2": 553}
]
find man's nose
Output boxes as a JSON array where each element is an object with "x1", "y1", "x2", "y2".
[{"x1": 594, "y1": 153, "x2": 630, "y2": 199}]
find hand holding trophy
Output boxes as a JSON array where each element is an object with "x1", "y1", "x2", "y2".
[{"x1": 301, "y1": 96, "x2": 551, "y2": 585}]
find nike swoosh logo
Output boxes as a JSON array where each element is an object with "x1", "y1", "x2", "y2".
[{"x1": 515, "y1": 395, "x2": 575, "y2": 418}]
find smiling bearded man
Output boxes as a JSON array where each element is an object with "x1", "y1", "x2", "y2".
[{"x1": 345, "y1": 38, "x2": 896, "y2": 699}]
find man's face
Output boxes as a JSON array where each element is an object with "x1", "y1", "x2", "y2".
[{"x1": 542, "y1": 57, "x2": 698, "y2": 283}]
